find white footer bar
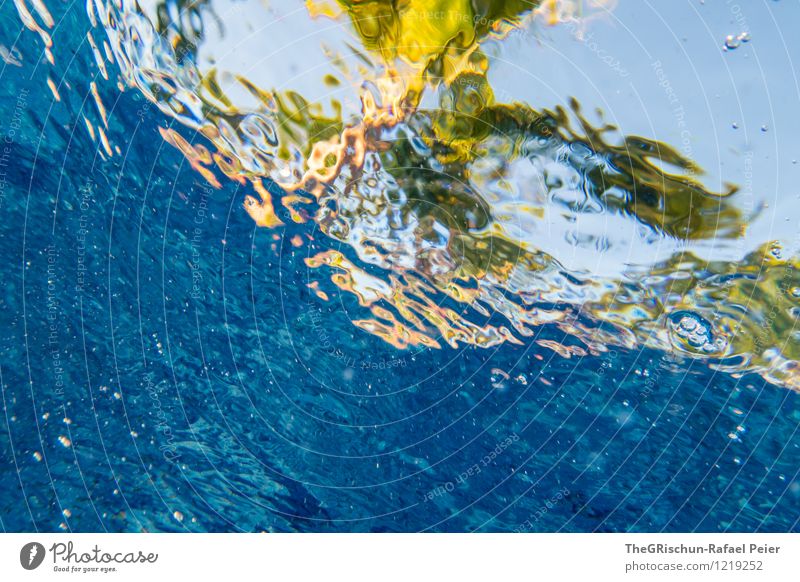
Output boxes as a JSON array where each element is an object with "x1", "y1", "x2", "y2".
[{"x1": 1, "y1": 534, "x2": 797, "y2": 581}]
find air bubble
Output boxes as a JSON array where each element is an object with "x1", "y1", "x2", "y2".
[
  {"x1": 724, "y1": 35, "x2": 741, "y2": 50},
  {"x1": 724, "y1": 32, "x2": 750, "y2": 50}
]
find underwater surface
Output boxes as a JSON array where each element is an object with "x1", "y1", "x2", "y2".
[{"x1": 1, "y1": 0, "x2": 800, "y2": 531}]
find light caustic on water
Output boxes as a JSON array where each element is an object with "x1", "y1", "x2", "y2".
[{"x1": 12, "y1": 0, "x2": 800, "y2": 390}]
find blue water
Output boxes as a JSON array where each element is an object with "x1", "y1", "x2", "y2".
[{"x1": 1, "y1": 2, "x2": 800, "y2": 533}]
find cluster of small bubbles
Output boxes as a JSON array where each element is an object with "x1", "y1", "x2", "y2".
[
  {"x1": 668, "y1": 311, "x2": 725, "y2": 354},
  {"x1": 723, "y1": 31, "x2": 751, "y2": 51}
]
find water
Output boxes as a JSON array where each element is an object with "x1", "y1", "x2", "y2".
[{"x1": 1, "y1": 0, "x2": 799, "y2": 532}]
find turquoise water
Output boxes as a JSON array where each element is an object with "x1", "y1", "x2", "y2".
[{"x1": 1, "y1": 0, "x2": 800, "y2": 532}]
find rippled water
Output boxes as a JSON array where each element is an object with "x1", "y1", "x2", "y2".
[{"x1": 1, "y1": 0, "x2": 799, "y2": 532}]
